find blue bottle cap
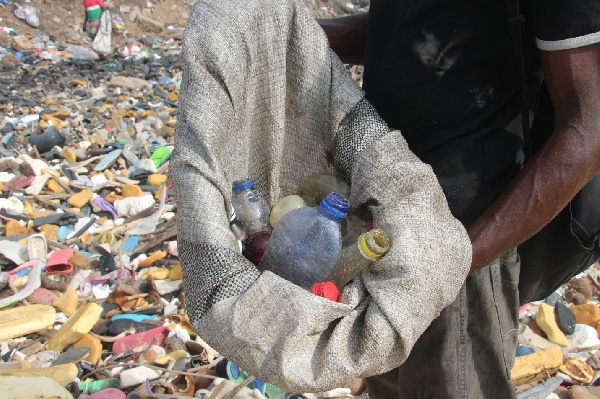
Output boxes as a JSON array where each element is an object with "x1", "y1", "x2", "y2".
[
  {"x1": 232, "y1": 178, "x2": 255, "y2": 191},
  {"x1": 321, "y1": 192, "x2": 350, "y2": 219}
]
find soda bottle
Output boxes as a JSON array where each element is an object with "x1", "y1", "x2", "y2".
[
  {"x1": 231, "y1": 178, "x2": 270, "y2": 237},
  {"x1": 258, "y1": 192, "x2": 350, "y2": 289},
  {"x1": 326, "y1": 229, "x2": 391, "y2": 290}
]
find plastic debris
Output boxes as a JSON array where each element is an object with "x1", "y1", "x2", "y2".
[{"x1": 0, "y1": 1, "x2": 597, "y2": 398}]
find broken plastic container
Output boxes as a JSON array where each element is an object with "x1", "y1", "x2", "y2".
[
  {"x1": 29, "y1": 125, "x2": 65, "y2": 154},
  {"x1": 258, "y1": 192, "x2": 349, "y2": 289},
  {"x1": 326, "y1": 228, "x2": 391, "y2": 291},
  {"x1": 231, "y1": 179, "x2": 270, "y2": 237}
]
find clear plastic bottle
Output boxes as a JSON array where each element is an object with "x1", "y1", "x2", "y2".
[
  {"x1": 231, "y1": 179, "x2": 271, "y2": 237},
  {"x1": 326, "y1": 229, "x2": 391, "y2": 290},
  {"x1": 258, "y1": 192, "x2": 350, "y2": 289}
]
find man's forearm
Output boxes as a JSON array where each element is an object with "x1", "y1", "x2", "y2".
[
  {"x1": 317, "y1": 14, "x2": 368, "y2": 64},
  {"x1": 468, "y1": 43, "x2": 600, "y2": 274}
]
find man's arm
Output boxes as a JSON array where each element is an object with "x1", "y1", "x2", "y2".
[
  {"x1": 317, "y1": 14, "x2": 368, "y2": 64},
  {"x1": 468, "y1": 42, "x2": 600, "y2": 274}
]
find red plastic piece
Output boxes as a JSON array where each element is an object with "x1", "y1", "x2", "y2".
[
  {"x1": 311, "y1": 282, "x2": 339, "y2": 302},
  {"x1": 86, "y1": 388, "x2": 126, "y2": 399},
  {"x1": 7, "y1": 259, "x2": 38, "y2": 275},
  {"x1": 45, "y1": 248, "x2": 74, "y2": 275},
  {"x1": 28, "y1": 287, "x2": 58, "y2": 305},
  {"x1": 10, "y1": 176, "x2": 35, "y2": 189},
  {"x1": 112, "y1": 326, "x2": 169, "y2": 355}
]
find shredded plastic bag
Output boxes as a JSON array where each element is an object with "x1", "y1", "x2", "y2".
[
  {"x1": 92, "y1": 10, "x2": 112, "y2": 54},
  {"x1": 25, "y1": 8, "x2": 39, "y2": 28},
  {"x1": 66, "y1": 45, "x2": 99, "y2": 61},
  {"x1": 13, "y1": 4, "x2": 25, "y2": 20}
]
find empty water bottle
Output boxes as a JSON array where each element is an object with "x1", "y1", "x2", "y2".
[
  {"x1": 231, "y1": 179, "x2": 270, "y2": 237},
  {"x1": 258, "y1": 192, "x2": 350, "y2": 289},
  {"x1": 326, "y1": 229, "x2": 391, "y2": 290}
]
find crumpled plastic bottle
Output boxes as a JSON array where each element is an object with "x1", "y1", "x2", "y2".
[{"x1": 258, "y1": 192, "x2": 350, "y2": 289}]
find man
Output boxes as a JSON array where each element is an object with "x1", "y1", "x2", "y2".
[{"x1": 319, "y1": 1, "x2": 600, "y2": 397}]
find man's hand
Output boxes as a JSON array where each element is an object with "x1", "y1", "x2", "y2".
[
  {"x1": 317, "y1": 14, "x2": 368, "y2": 64},
  {"x1": 468, "y1": 42, "x2": 600, "y2": 274}
]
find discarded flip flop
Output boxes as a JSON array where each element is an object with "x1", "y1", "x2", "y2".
[
  {"x1": 57, "y1": 225, "x2": 75, "y2": 242},
  {"x1": 33, "y1": 213, "x2": 78, "y2": 228},
  {"x1": 128, "y1": 169, "x2": 149, "y2": 182},
  {"x1": 61, "y1": 164, "x2": 78, "y2": 181},
  {"x1": 93, "y1": 196, "x2": 119, "y2": 220},
  {"x1": 0, "y1": 208, "x2": 29, "y2": 222},
  {"x1": 27, "y1": 233, "x2": 48, "y2": 260},
  {"x1": 7, "y1": 259, "x2": 46, "y2": 277},
  {"x1": 45, "y1": 248, "x2": 75, "y2": 275},
  {"x1": 93, "y1": 149, "x2": 122, "y2": 172}
]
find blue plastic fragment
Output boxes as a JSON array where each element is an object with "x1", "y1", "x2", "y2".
[
  {"x1": 57, "y1": 225, "x2": 75, "y2": 242},
  {"x1": 122, "y1": 236, "x2": 139, "y2": 252},
  {"x1": 111, "y1": 314, "x2": 155, "y2": 323},
  {"x1": 515, "y1": 346, "x2": 534, "y2": 357},
  {"x1": 14, "y1": 264, "x2": 46, "y2": 277}
]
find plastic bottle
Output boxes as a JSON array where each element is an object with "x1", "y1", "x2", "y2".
[
  {"x1": 231, "y1": 179, "x2": 270, "y2": 237},
  {"x1": 326, "y1": 229, "x2": 391, "y2": 290},
  {"x1": 258, "y1": 192, "x2": 350, "y2": 289},
  {"x1": 269, "y1": 194, "x2": 306, "y2": 228},
  {"x1": 242, "y1": 231, "x2": 271, "y2": 265}
]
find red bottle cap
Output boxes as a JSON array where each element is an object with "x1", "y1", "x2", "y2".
[{"x1": 311, "y1": 282, "x2": 339, "y2": 302}]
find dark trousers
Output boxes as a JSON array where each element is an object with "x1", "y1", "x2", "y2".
[{"x1": 366, "y1": 249, "x2": 520, "y2": 399}]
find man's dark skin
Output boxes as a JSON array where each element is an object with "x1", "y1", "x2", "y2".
[{"x1": 319, "y1": 15, "x2": 600, "y2": 274}]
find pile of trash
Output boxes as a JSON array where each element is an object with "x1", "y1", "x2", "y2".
[
  {"x1": 0, "y1": 11, "x2": 369, "y2": 397},
  {"x1": 0, "y1": 1, "x2": 599, "y2": 399},
  {"x1": 514, "y1": 270, "x2": 600, "y2": 399}
]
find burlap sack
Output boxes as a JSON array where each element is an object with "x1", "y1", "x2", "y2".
[{"x1": 171, "y1": 0, "x2": 471, "y2": 392}]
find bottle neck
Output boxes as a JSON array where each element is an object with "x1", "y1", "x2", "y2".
[
  {"x1": 359, "y1": 229, "x2": 391, "y2": 260},
  {"x1": 318, "y1": 205, "x2": 344, "y2": 223},
  {"x1": 319, "y1": 192, "x2": 350, "y2": 223},
  {"x1": 232, "y1": 178, "x2": 255, "y2": 191}
]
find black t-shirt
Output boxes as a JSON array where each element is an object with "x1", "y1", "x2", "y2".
[{"x1": 363, "y1": 0, "x2": 600, "y2": 226}]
